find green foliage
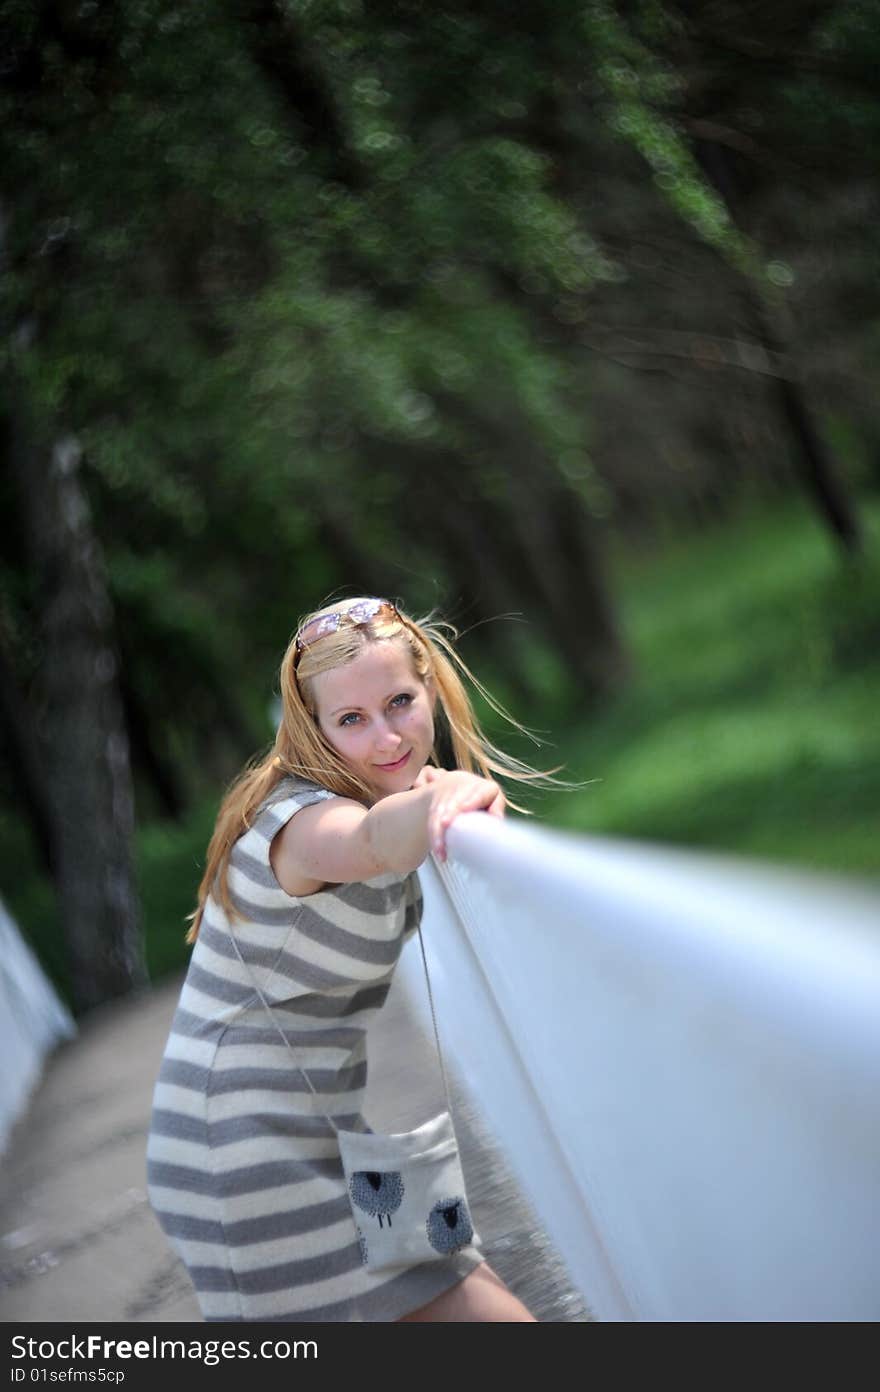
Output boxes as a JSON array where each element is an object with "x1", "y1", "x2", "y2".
[
  {"x1": 582, "y1": 1, "x2": 762, "y2": 278},
  {"x1": 544, "y1": 495, "x2": 880, "y2": 876},
  {"x1": 137, "y1": 801, "x2": 219, "y2": 985}
]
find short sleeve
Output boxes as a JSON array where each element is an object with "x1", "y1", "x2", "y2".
[
  {"x1": 254, "y1": 781, "x2": 336, "y2": 836},
  {"x1": 222, "y1": 773, "x2": 336, "y2": 913},
  {"x1": 220, "y1": 779, "x2": 341, "y2": 998}
]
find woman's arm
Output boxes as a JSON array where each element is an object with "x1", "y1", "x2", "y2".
[
  {"x1": 270, "y1": 772, "x2": 505, "y2": 888},
  {"x1": 371, "y1": 771, "x2": 505, "y2": 867}
]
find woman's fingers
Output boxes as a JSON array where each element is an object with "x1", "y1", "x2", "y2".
[
  {"x1": 432, "y1": 801, "x2": 452, "y2": 860},
  {"x1": 430, "y1": 779, "x2": 503, "y2": 860},
  {"x1": 464, "y1": 782, "x2": 501, "y2": 813},
  {"x1": 432, "y1": 797, "x2": 466, "y2": 861},
  {"x1": 413, "y1": 764, "x2": 447, "y2": 789}
]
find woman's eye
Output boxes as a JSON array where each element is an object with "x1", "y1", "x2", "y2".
[{"x1": 338, "y1": 695, "x2": 410, "y2": 727}]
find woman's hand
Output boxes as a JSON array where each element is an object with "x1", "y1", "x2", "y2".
[
  {"x1": 412, "y1": 764, "x2": 449, "y2": 791},
  {"x1": 426, "y1": 771, "x2": 506, "y2": 863}
]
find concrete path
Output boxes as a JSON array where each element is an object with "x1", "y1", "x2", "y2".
[{"x1": 0, "y1": 968, "x2": 592, "y2": 1323}]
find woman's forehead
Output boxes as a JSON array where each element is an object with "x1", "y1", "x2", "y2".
[{"x1": 312, "y1": 640, "x2": 419, "y2": 708}]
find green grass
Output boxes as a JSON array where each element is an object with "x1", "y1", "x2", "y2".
[{"x1": 536, "y1": 493, "x2": 880, "y2": 879}]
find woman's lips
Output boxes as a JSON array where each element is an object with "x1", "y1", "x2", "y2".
[{"x1": 375, "y1": 750, "x2": 411, "y2": 771}]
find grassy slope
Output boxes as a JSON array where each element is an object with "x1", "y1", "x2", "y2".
[{"x1": 537, "y1": 494, "x2": 880, "y2": 877}]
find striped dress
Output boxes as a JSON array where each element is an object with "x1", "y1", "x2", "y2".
[{"x1": 145, "y1": 774, "x2": 485, "y2": 1321}]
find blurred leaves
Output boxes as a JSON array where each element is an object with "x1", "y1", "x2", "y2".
[{"x1": 1, "y1": 0, "x2": 878, "y2": 842}]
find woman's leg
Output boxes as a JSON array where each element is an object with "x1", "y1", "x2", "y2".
[{"x1": 398, "y1": 1263, "x2": 537, "y2": 1322}]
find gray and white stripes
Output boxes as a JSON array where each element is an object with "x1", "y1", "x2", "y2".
[{"x1": 145, "y1": 776, "x2": 483, "y2": 1320}]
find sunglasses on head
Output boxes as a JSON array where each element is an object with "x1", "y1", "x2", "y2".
[{"x1": 294, "y1": 598, "x2": 400, "y2": 658}]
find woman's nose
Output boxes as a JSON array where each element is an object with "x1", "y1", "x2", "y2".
[{"x1": 373, "y1": 716, "x2": 402, "y2": 752}]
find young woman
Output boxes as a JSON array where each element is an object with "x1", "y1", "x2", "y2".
[{"x1": 146, "y1": 596, "x2": 566, "y2": 1322}]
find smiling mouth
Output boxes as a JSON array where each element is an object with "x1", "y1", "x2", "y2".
[{"x1": 375, "y1": 750, "x2": 411, "y2": 771}]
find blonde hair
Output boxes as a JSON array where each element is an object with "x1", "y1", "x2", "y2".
[{"x1": 184, "y1": 597, "x2": 576, "y2": 943}]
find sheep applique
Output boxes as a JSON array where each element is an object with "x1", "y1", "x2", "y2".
[
  {"x1": 349, "y1": 1169, "x2": 405, "y2": 1228},
  {"x1": 426, "y1": 1196, "x2": 473, "y2": 1254}
]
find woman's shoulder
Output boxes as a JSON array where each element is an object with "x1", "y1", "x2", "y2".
[
  {"x1": 244, "y1": 775, "x2": 343, "y2": 861},
  {"x1": 229, "y1": 776, "x2": 337, "y2": 900},
  {"x1": 256, "y1": 772, "x2": 339, "y2": 817}
]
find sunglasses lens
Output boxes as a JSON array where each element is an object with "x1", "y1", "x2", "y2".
[
  {"x1": 348, "y1": 599, "x2": 382, "y2": 624},
  {"x1": 296, "y1": 599, "x2": 396, "y2": 655},
  {"x1": 297, "y1": 615, "x2": 335, "y2": 649}
]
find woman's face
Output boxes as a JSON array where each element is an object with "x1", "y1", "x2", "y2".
[{"x1": 310, "y1": 638, "x2": 437, "y2": 802}]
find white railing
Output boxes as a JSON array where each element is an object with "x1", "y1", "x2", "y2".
[
  {"x1": 397, "y1": 814, "x2": 880, "y2": 1321},
  {"x1": 0, "y1": 895, "x2": 75, "y2": 1154}
]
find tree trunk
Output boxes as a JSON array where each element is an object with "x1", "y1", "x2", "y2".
[
  {"x1": 426, "y1": 391, "x2": 630, "y2": 702},
  {"x1": 547, "y1": 484, "x2": 631, "y2": 697},
  {"x1": 117, "y1": 665, "x2": 186, "y2": 821},
  {"x1": 692, "y1": 138, "x2": 863, "y2": 555},
  {"x1": 9, "y1": 404, "x2": 146, "y2": 1011},
  {"x1": 501, "y1": 453, "x2": 629, "y2": 701},
  {"x1": 0, "y1": 613, "x2": 54, "y2": 877},
  {"x1": 743, "y1": 288, "x2": 863, "y2": 553}
]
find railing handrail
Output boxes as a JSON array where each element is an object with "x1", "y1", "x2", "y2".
[
  {"x1": 0, "y1": 895, "x2": 75, "y2": 1154},
  {"x1": 396, "y1": 813, "x2": 880, "y2": 1321}
]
